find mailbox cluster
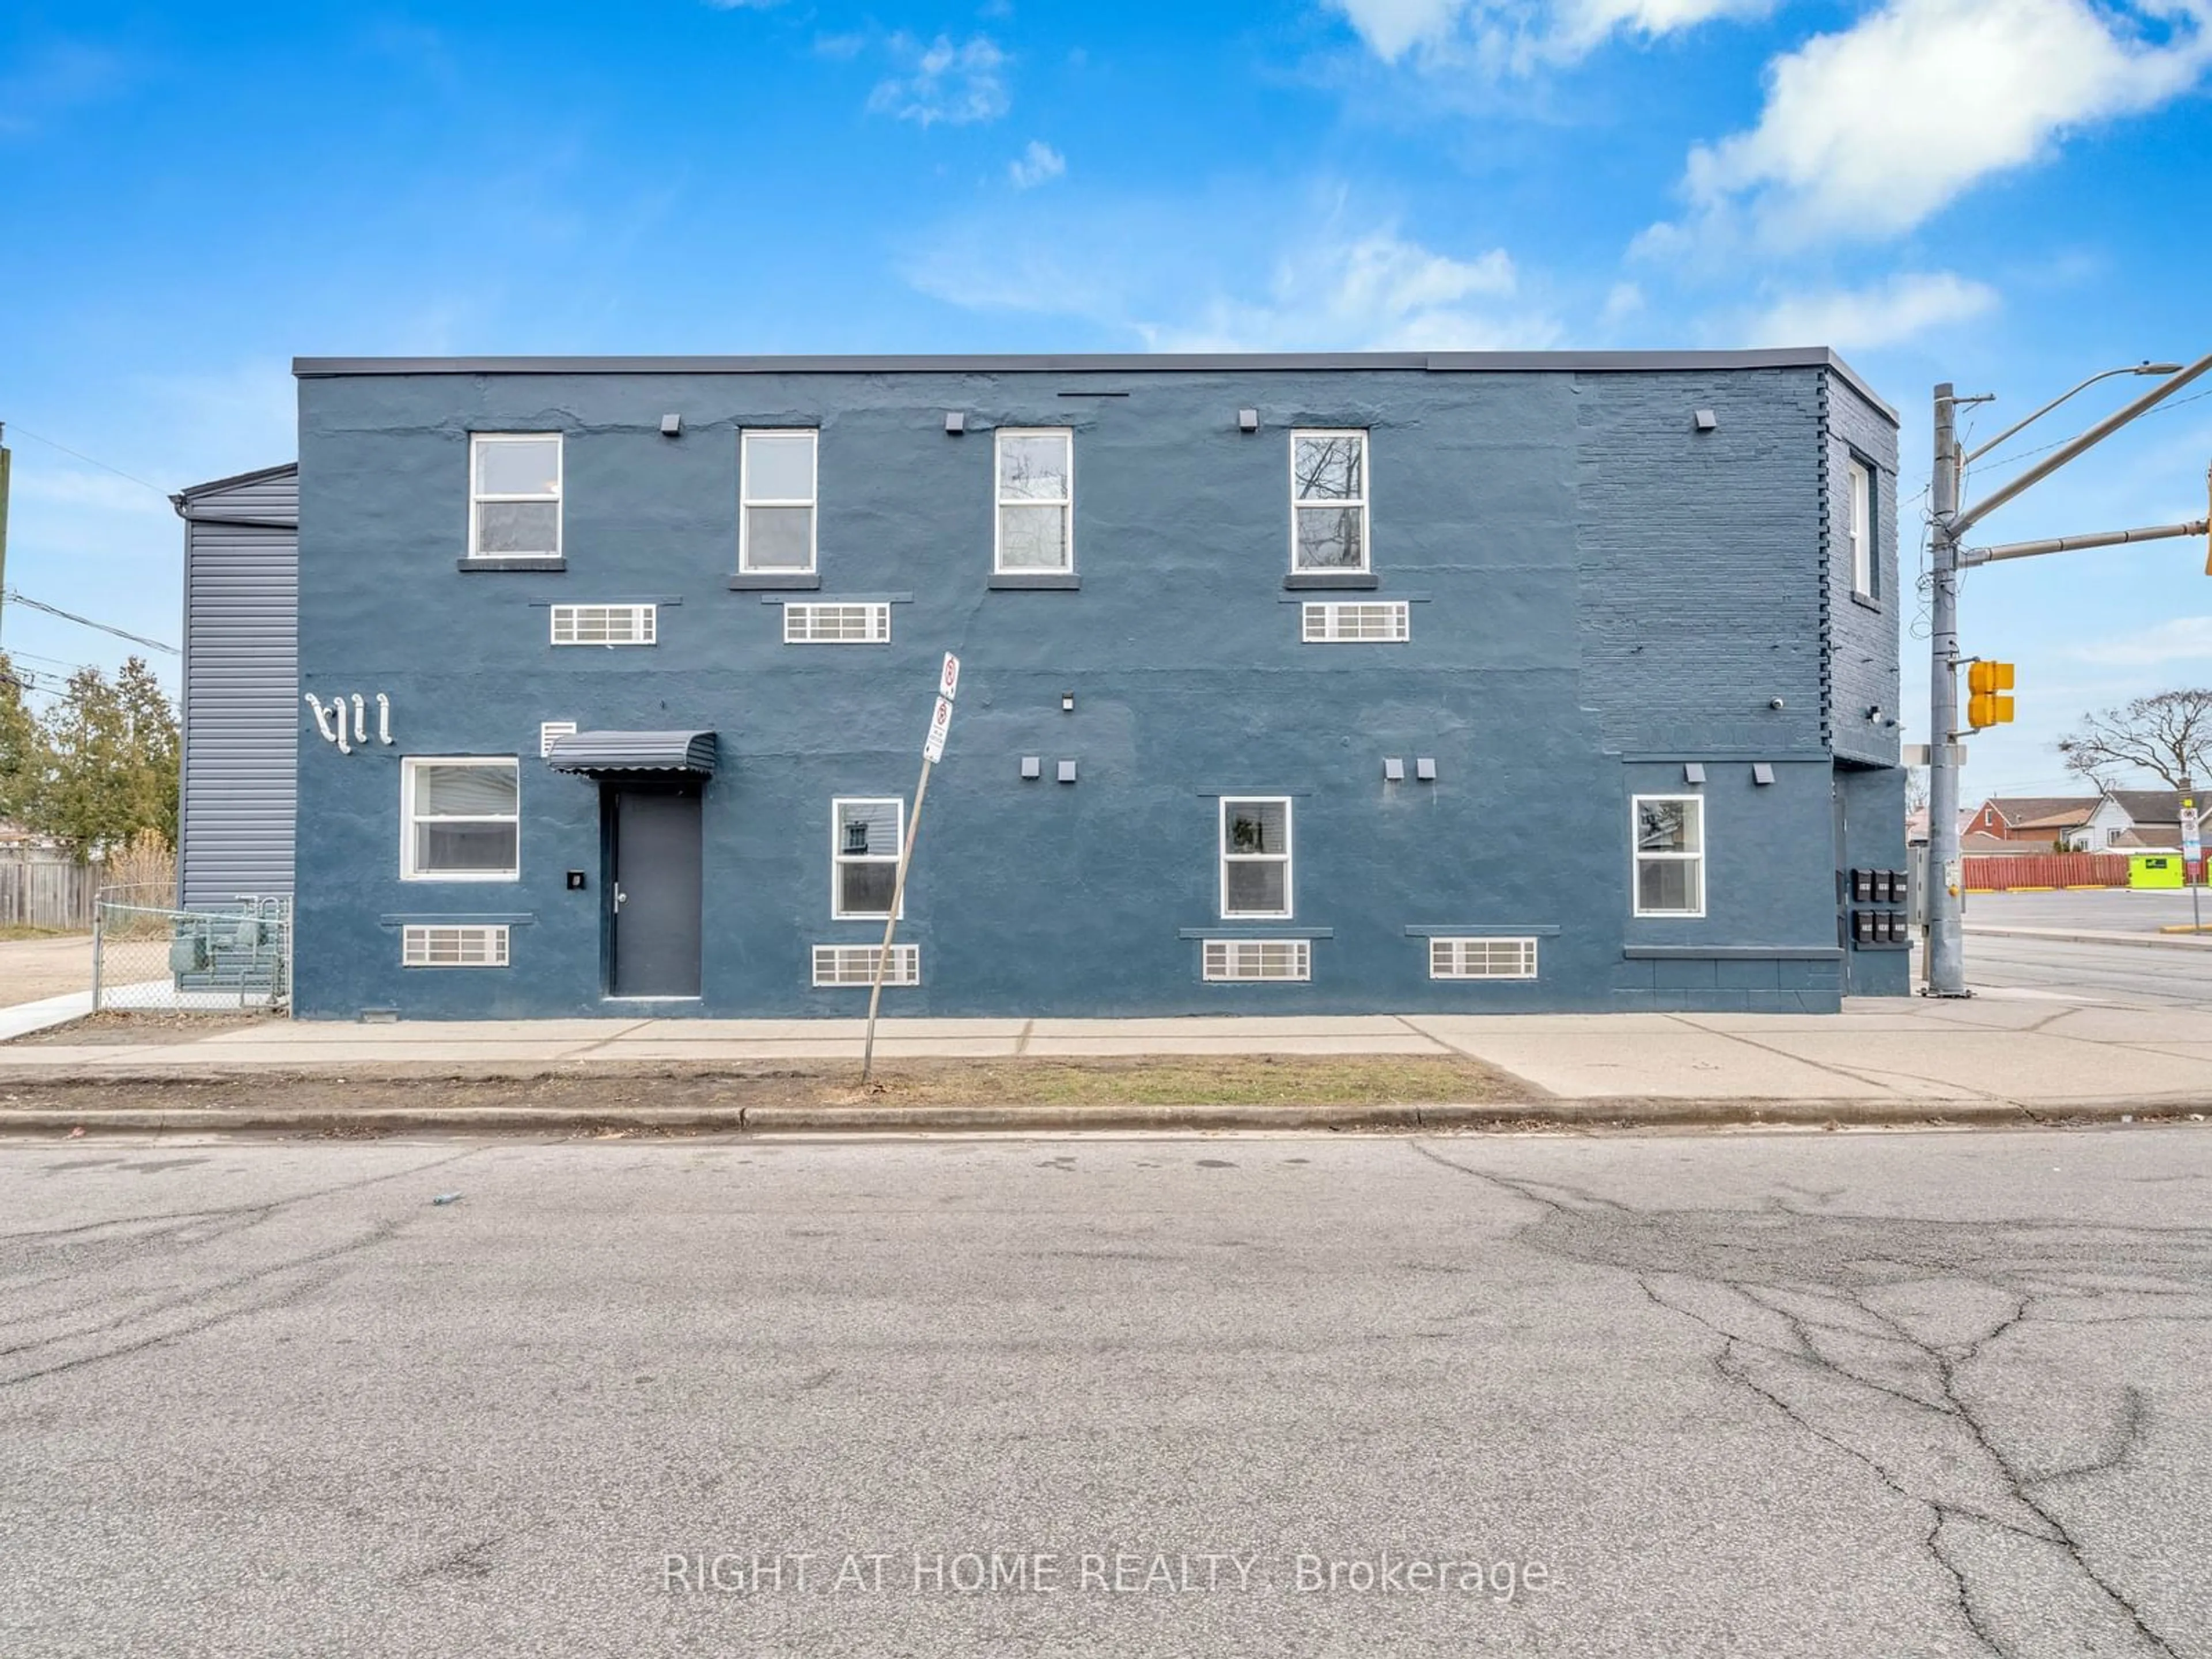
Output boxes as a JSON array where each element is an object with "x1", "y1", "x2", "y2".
[{"x1": 1847, "y1": 867, "x2": 1909, "y2": 948}]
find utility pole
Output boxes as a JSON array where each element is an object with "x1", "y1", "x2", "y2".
[
  {"x1": 1923, "y1": 354, "x2": 2212, "y2": 997},
  {"x1": 1926, "y1": 388, "x2": 1966, "y2": 994}
]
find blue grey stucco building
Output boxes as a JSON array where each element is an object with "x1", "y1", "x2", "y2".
[{"x1": 268, "y1": 349, "x2": 1906, "y2": 1020}]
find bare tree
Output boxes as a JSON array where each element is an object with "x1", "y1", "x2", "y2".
[
  {"x1": 1904, "y1": 768, "x2": 1929, "y2": 816},
  {"x1": 2056, "y1": 688, "x2": 2212, "y2": 788}
]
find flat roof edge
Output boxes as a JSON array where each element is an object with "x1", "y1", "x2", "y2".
[{"x1": 291, "y1": 349, "x2": 1895, "y2": 423}]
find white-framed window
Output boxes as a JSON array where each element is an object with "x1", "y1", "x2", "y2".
[
  {"x1": 402, "y1": 758, "x2": 520, "y2": 882},
  {"x1": 403, "y1": 925, "x2": 510, "y2": 968},
  {"x1": 812, "y1": 944, "x2": 921, "y2": 987},
  {"x1": 1302, "y1": 601, "x2": 1408, "y2": 643},
  {"x1": 550, "y1": 603, "x2": 656, "y2": 646},
  {"x1": 740, "y1": 429, "x2": 818, "y2": 574},
  {"x1": 995, "y1": 428, "x2": 1073, "y2": 573},
  {"x1": 1633, "y1": 795, "x2": 1705, "y2": 917},
  {"x1": 1290, "y1": 429, "x2": 1369, "y2": 571},
  {"x1": 785, "y1": 601, "x2": 892, "y2": 644},
  {"x1": 1202, "y1": 939, "x2": 1310, "y2": 982},
  {"x1": 1430, "y1": 937, "x2": 1539, "y2": 980},
  {"x1": 1219, "y1": 797, "x2": 1293, "y2": 919},
  {"x1": 832, "y1": 797, "x2": 905, "y2": 919},
  {"x1": 1846, "y1": 457, "x2": 1873, "y2": 599},
  {"x1": 469, "y1": 434, "x2": 562, "y2": 559}
]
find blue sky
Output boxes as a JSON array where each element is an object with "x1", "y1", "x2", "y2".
[{"x1": 3, "y1": 0, "x2": 2208, "y2": 796}]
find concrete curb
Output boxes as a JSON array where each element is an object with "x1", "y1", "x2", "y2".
[
  {"x1": 1965, "y1": 925, "x2": 2212, "y2": 951},
  {"x1": 2, "y1": 1097, "x2": 2201, "y2": 1137}
]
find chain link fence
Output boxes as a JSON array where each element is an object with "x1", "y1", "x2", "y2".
[{"x1": 92, "y1": 890, "x2": 291, "y2": 1012}]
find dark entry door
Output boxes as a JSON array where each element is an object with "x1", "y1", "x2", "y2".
[{"x1": 609, "y1": 785, "x2": 703, "y2": 998}]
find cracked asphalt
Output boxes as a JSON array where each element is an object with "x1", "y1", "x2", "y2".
[{"x1": 2, "y1": 1128, "x2": 2207, "y2": 1656}]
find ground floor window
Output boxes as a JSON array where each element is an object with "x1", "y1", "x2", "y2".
[
  {"x1": 402, "y1": 758, "x2": 520, "y2": 880},
  {"x1": 1633, "y1": 794, "x2": 1704, "y2": 916},
  {"x1": 1219, "y1": 797, "x2": 1293, "y2": 919},
  {"x1": 832, "y1": 797, "x2": 905, "y2": 919}
]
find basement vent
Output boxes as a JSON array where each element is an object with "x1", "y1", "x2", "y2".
[
  {"x1": 551, "y1": 603, "x2": 657, "y2": 646},
  {"x1": 1302, "y1": 601, "x2": 1410, "y2": 643},
  {"x1": 1429, "y1": 937, "x2": 1539, "y2": 981},
  {"x1": 812, "y1": 943, "x2": 921, "y2": 987},
  {"x1": 1202, "y1": 939, "x2": 1311, "y2": 982},
  {"x1": 786, "y1": 602, "x2": 892, "y2": 645},
  {"x1": 402, "y1": 925, "x2": 510, "y2": 968}
]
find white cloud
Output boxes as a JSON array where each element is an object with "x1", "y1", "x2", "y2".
[
  {"x1": 1142, "y1": 227, "x2": 1552, "y2": 352},
  {"x1": 1733, "y1": 271, "x2": 2000, "y2": 349},
  {"x1": 867, "y1": 34, "x2": 1010, "y2": 126},
  {"x1": 1600, "y1": 281, "x2": 1644, "y2": 326},
  {"x1": 1330, "y1": 0, "x2": 1465, "y2": 58},
  {"x1": 1008, "y1": 140, "x2": 1065, "y2": 189},
  {"x1": 905, "y1": 194, "x2": 1558, "y2": 351},
  {"x1": 2069, "y1": 617, "x2": 2212, "y2": 666},
  {"x1": 1327, "y1": 0, "x2": 1771, "y2": 67},
  {"x1": 1665, "y1": 0, "x2": 2212, "y2": 248}
]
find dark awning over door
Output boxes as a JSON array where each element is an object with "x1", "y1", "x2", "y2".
[{"x1": 544, "y1": 730, "x2": 718, "y2": 775}]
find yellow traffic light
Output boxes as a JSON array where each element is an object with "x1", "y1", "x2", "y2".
[{"x1": 1967, "y1": 660, "x2": 2015, "y2": 729}]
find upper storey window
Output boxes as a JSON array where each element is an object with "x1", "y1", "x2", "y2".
[
  {"x1": 995, "y1": 429, "x2": 1073, "y2": 573},
  {"x1": 469, "y1": 435, "x2": 562, "y2": 560},
  {"x1": 1845, "y1": 458, "x2": 1874, "y2": 600},
  {"x1": 741, "y1": 430, "x2": 819, "y2": 574},
  {"x1": 1291, "y1": 430, "x2": 1369, "y2": 572}
]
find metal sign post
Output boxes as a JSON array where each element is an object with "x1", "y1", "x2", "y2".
[
  {"x1": 861, "y1": 654, "x2": 959, "y2": 1085},
  {"x1": 2182, "y1": 783, "x2": 2202, "y2": 936}
]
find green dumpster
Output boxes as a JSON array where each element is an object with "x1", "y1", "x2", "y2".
[{"x1": 2129, "y1": 854, "x2": 2184, "y2": 890}]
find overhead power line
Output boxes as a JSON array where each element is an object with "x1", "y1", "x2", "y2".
[
  {"x1": 0, "y1": 421, "x2": 172, "y2": 499},
  {"x1": 3, "y1": 589, "x2": 177, "y2": 655}
]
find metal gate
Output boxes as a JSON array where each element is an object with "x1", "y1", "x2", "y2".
[{"x1": 92, "y1": 892, "x2": 291, "y2": 1012}]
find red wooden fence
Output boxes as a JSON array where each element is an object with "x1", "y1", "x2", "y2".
[{"x1": 1963, "y1": 853, "x2": 2134, "y2": 891}]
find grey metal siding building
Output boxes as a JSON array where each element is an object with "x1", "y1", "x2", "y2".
[
  {"x1": 174, "y1": 464, "x2": 298, "y2": 908},
  {"x1": 275, "y1": 349, "x2": 1905, "y2": 1020}
]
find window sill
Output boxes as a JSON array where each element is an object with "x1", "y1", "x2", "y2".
[
  {"x1": 1284, "y1": 571, "x2": 1378, "y2": 590},
  {"x1": 988, "y1": 573, "x2": 1081, "y2": 590},
  {"x1": 1622, "y1": 945, "x2": 1842, "y2": 960},
  {"x1": 459, "y1": 556, "x2": 565, "y2": 573},
  {"x1": 729, "y1": 572, "x2": 820, "y2": 590},
  {"x1": 1849, "y1": 591, "x2": 1882, "y2": 612}
]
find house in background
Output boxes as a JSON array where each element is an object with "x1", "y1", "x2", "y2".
[
  {"x1": 178, "y1": 346, "x2": 1908, "y2": 1018},
  {"x1": 1962, "y1": 787, "x2": 2190, "y2": 853},
  {"x1": 1964, "y1": 795, "x2": 2108, "y2": 850},
  {"x1": 2104, "y1": 788, "x2": 2186, "y2": 851}
]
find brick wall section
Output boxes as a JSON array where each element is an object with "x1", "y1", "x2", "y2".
[
  {"x1": 1824, "y1": 373, "x2": 1902, "y2": 767},
  {"x1": 1574, "y1": 369, "x2": 1827, "y2": 755}
]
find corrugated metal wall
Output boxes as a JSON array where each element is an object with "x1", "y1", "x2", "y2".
[{"x1": 180, "y1": 465, "x2": 298, "y2": 907}]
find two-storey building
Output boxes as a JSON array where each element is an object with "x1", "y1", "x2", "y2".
[{"x1": 185, "y1": 349, "x2": 1906, "y2": 1017}]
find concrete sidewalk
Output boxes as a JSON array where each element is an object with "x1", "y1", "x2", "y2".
[{"x1": 7, "y1": 993, "x2": 2212, "y2": 1115}]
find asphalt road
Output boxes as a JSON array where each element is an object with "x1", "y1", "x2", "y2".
[
  {"x1": 1965, "y1": 934, "x2": 2212, "y2": 1006},
  {"x1": 4, "y1": 1130, "x2": 2209, "y2": 1657}
]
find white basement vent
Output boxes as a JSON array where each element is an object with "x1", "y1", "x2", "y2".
[
  {"x1": 786, "y1": 602, "x2": 893, "y2": 644},
  {"x1": 1302, "y1": 601, "x2": 1409, "y2": 643},
  {"x1": 1202, "y1": 939, "x2": 1311, "y2": 982},
  {"x1": 402, "y1": 925, "x2": 511, "y2": 968},
  {"x1": 1430, "y1": 937, "x2": 1539, "y2": 980},
  {"x1": 551, "y1": 603, "x2": 657, "y2": 646},
  {"x1": 813, "y1": 943, "x2": 921, "y2": 987},
  {"x1": 540, "y1": 721, "x2": 578, "y2": 758}
]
